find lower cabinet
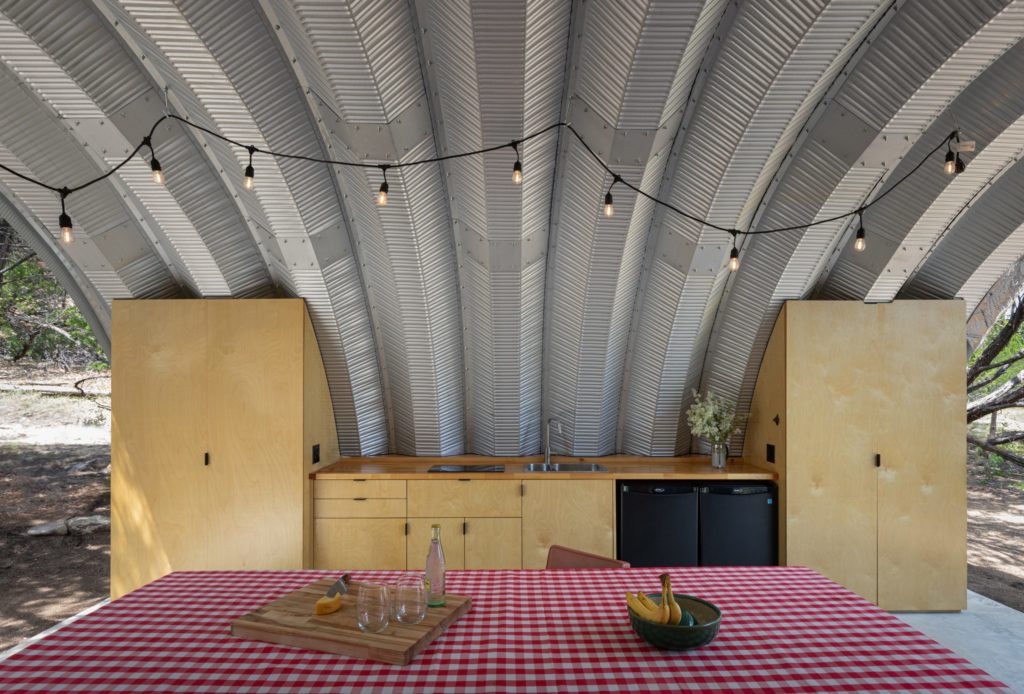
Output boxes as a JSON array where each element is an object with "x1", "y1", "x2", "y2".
[
  {"x1": 314, "y1": 518, "x2": 406, "y2": 570},
  {"x1": 314, "y1": 477, "x2": 615, "y2": 571},
  {"x1": 522, "y1": 480, "x2": 616, "y2": 569},
  {"x1": 406, "y1": 517, "x2": 521, "y2": 570}
]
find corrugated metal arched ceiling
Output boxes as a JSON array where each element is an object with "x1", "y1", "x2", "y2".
[{"x1": 1, "y1": 0, "x2": 1022, "y2": 456}]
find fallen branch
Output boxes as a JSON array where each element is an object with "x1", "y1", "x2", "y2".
[
  {"x1": 967, "y1": 435, "x2": 1024, "y2": 468},
  {"x1": 986, "y1": 430, "x2": 1024, "y2": 446}
]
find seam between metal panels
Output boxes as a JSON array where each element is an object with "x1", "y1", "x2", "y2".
[
  {"x1": 695, "y1": 0, "x2": 900, "y2": 392},
  {"x1": 88, "y1": 0, "x2": 281, "y2": 295},
  {"x1": 539, "y1": 0, "x2": 585, "y2": 451},
  {"x1": 615, "y1": 0, "x2": 734, "y2": 454},
  {"x1": 407, "y1": 0, "x2": 470, "y2": 453},
  {"x1": 259, "y1": 0, "x2": 391, "y2": 454}
]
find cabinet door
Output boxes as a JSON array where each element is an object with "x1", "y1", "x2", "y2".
[
  {"x1": 785, "y1": 302, "x2": 880, "y2": 603},
  {"x1": 406, "y1": 518, "x2": 465, "y2": 570},
  {"x1": 111, "y1": 301, "x2": 209, "y2": 598},
  {"x1": 206, "y1": 301, "x2": 304, "y2": 570},
  {"x1": 465, "y1": 518, "x2": 522, "y2": 569},
  {"x1": 521, "y1": 480, "x2": 615, "y2": 569},
  {"x1": 876, "y1": 302, "x2": 966, "y2": 610},
  {"x1": 314, "y1": 519, "x2": 406, "y2": 570},
  {"x1": 407, "y1": 480, "x2": 521, "y2": 517}
]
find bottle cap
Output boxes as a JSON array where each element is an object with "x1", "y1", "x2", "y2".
[{"x1": 431, "y1": 523, "x2": 441, "y2": 529}]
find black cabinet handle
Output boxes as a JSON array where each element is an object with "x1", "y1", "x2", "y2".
[
  {"x1": 204, "y1": 452, "x2": 209, "y2": 466},
  {"x1": 404, "y1": 522, "x2": 409, "y2": 536},
  {"x1": 875, "y1": 453, "x2": 881, "y2": 468},
  {"x1": 462, "y1": 521, "x2": 468, "y2": 535}
]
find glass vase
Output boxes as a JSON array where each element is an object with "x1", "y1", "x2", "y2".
[{"x1": 710, "y1": 442, "x2": 727, "y2": 469}]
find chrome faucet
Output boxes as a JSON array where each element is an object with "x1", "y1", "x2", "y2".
[{"x1": 544, "y1": 418, "x2": 562, "y2": 466}]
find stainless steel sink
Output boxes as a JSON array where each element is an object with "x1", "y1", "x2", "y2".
[
  {"x1": 522, "y1": 462, "x2": 607, "y2": 472},
  {"x1": 427, "y1": 464, "x2": 505, "y2": 473}
]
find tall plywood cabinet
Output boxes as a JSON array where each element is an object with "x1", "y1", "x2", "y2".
[
  {"x1": 111, "y1": 299, "x2": 338, "y2": 599},
  {"x1": 744, "y1": 300, "x2": 966, "y2": 611}
]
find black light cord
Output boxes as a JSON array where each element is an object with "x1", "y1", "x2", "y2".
[{"x1": 0, "y1": 112, "x2": 958, "y2": 239}]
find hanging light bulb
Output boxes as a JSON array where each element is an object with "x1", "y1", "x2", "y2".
[
  {"x1": 151, "y1": 157, "x2": 164, "y2": 185},
  {"x1": 602, "y1": 175, "x2": 620, "y2": 218},
  {"x1": 955, "y1": 153, "x2": 965, "y2": 175},
  {"x1": 377, "y1": 165, "x2": 389, "y2": 206},
  {"x1": 854, "y1": 211, "x2": 866, "y2": 252},
  {"x1": 58, "y1": 188, "x2": 73, "y2": 244},
  {"x1": 243, "y1": 146, "x2": 255, "y2": 191},
  {"x1": 143, "y1": 137, "x2": 164, "y2": 185},
  {"x1": 944, "y1": 148, "x2": 956, "y2": 176},
  {"x1": 728, "y1": 241, "x2": 740, "y2": 272},
  {"x1": 511, "y1": 142, "x2": 522, "y2": 184}
]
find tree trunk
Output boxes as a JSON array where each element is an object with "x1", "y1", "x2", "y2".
[{"x1": 989, "y1": 411, "x2": 998, "y2": 438}]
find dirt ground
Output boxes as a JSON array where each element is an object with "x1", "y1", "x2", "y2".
[{"x1": 0, "y1": 364, "x2": 1022, "y2": 652}]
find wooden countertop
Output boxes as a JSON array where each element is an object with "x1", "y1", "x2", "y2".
[{"x1": 312, "y1": 454, "x2": 776, "y2": 480}]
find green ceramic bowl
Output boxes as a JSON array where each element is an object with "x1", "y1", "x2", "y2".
[{"x1": 627, "y1": 593, "x2": 722, "y2": 650}]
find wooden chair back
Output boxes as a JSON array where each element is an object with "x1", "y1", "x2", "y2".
[{"x1": 545, "y1": 544, "x2": 631, "y2": 569}]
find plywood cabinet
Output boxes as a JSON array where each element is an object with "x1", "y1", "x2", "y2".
[
  {"x1": 521, "y1": 480, "x2": 616, "y2": 569},
  {"x1": 111, "y1": 299, "x2": 338, "y2": 598},
  {"x1": 407, "y1": 480, "x2": 521, "y2": 517},
  {"x1": 404, "y1": 517, "x2": 521, "y2": 570},
  {"x1": 744, "y1": 300, "x2": 966, "y2": 611}
]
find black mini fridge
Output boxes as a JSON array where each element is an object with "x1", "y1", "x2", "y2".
[
  {"x1": 698, "y1": 482, "x2": 777, "y2": 566},
  {"x1": 617, "y1": 482, "x2": 699, "y2": 566},
  {"x1": 618, "y1": 481, "x2": 777, "y2": 567}
]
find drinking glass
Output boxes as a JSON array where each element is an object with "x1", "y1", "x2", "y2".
[
  {"x1": 394, "y1": 575, "x2": 428, "y2": 625},
  {"x1": 356, "y1": 583, "x2": 390, "y2": 633}
]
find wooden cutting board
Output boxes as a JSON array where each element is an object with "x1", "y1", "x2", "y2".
[{"x1": 231, "y1": 577, "x2": 471, "y2": 665}]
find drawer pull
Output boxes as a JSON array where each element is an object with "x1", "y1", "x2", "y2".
[
  {"x1": 462, "y1": 521, "x2": 468, "y2": 535},
  {"x1": 352, "y1": 497, "x2": 367, "y2": 501},
  {"x1": 458, "y1": 478, "x2": 471, "y2": 482}
]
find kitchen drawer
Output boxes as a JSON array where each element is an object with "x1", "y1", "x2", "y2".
[
  {"x1": 407, "y1": 480, "x2": 521, "y2": 518},
  {"x1": 314, "y1": 479, "x2": 406, "y2": 499},
  {"x1": 315, "y1": 498, "x2": 406, "y2": 519}
]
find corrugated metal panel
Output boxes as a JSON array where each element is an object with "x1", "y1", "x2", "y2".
[
  {"x1": 901, "y1": 159, "x2": 1024, "y2": 299},
  {"x1": 959, "y1": 222, "x2": 1024, "y2": 315},
  {"x1": 544, "y1": 0, "x2": 705, "y2": 455},
  {"x1": 623, "y1": 0, "x2": 875, "y2": 453},
  {"x1": 0, "y1": 60, "x2": 172, "y2": 299},
  {"x1": 694, "y1": 0, "x2": 1013, "y2": 456},
  {"x1": 0, "y1": 187, "x2": 112, "y2": 350},
  {"x1": 157, "y1": 0, "x2": 388, "y2": 455},
  {"x1": 420, "y1": 0, "x2": 565, "y2": 454}
]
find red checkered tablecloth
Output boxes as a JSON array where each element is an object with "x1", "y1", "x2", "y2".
[{"x1": 0, "y1": 566, "x2": 1009, "y2": 692}]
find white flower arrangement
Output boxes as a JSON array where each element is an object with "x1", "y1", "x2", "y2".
[{"x1": 685, "y1": 390, "x2": 744, "y2": 444}]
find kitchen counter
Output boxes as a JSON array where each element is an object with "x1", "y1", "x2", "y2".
[{"x1": 312, "y1": 454, "x2": 775, "y2": 480}]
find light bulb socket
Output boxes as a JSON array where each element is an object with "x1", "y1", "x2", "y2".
[
  {"x1": 512, "y1": 160, "x2": 522, "y2": 184},
  {"x1": 151, "y1": 157, "x2": 164, "y2": 184},
  {"x1": 728, "y1": 244, "x2": 740, "y2": 271},
  {"x1": 378, "y1": 180, "x2": 389, "y2": 206},
  {"x1": 854, "y1": 225, "x2": 866, "y2": 252},
  {"x1": 603, "y1": 191, "x2": 614, "y2": 217},
  {"x1": 244, "y1": 164, "x2": 255, "y2": 190},
  {"x1": 955, "y1": 154, "x2": 965, "y2": 175},
  {"x1": 58, "y1": 212, "x2": 72, "y2": 232}
]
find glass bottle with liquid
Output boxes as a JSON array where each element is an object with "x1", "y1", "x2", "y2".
[{"x1": 425, "y1": 523, "x2": 446, "y2": 607}]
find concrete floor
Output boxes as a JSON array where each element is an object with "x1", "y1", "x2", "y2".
[{"x1": 896, "y1": 591, "x2": 1024, "y2": 692}]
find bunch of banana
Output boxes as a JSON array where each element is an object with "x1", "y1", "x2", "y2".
[{"x1": 625, "y1": 573, "x2": 690, "y2": 626}]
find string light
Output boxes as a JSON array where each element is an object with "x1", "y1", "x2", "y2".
[
  {"x1": 243, "y1": 145, "x2": 255, "y2": 191},
  {"x1": 603, "y1": 175, "x2": 621, "y2": 218},
  {"x1": 143, "y1": 137, "x2": 163, "y2": 185},
  {"x1": 0, "y1": 114, "x2": 965, "y2": 277},
  {"x1": 728, "y1": 234, "x2": 740, "y2": 272},
  {"x1": 58, "y1": 188, "x2": 73, "y2": 244},
  {"x1": 512, "y1": 142, "x2": 522, "y2": 184},
  {"x1": 377, "y1": 165, "x2": 389, "y2": 206}
]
